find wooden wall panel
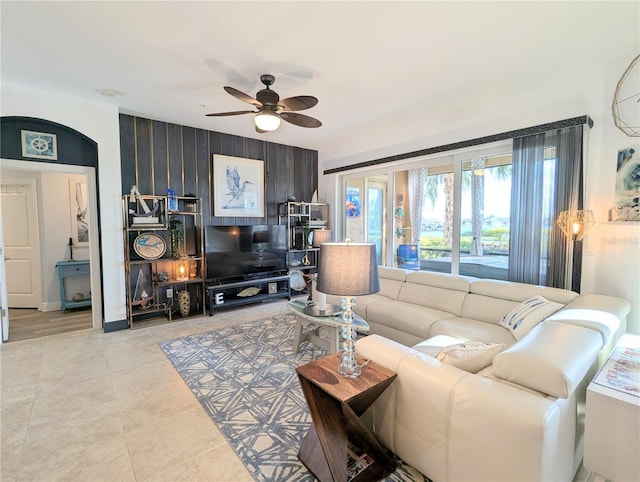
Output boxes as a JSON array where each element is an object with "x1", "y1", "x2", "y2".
[
  {"x1": 151, "y1": 120, "x2": 168, "y2": 195},
  {"x1": 119, "y1": 114, "x2": 135, "y2": 196},
  {"x1": 195, "y1": 129, "x2": 210, "y2": 221},
  {"x1": 135, "y1": 117, "x2": 152, "y2": 194},
  {"x1": 119, "y1": 114, "x2": 318, "y2": 227},
  {"x1": 182, "y1": 126, "x2": 196, "y2": 197},
  {"x1": 167, "y1": 123, "x2": 182, "y2": 196}
]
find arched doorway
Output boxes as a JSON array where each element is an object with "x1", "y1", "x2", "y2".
[{"x1": 0, "y1": 117, "x2": 103, "y2": 342}]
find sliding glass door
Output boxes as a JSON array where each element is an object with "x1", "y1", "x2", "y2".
[
  {"x1": 458, "y1": 154, "x2": 512, "y2": 280},
  {"x1": 343, "y1": 175, "x2": 388, "y2": 266},
  {"x1": 341, "y1": 142, "x2": 513, "y2": 278}
]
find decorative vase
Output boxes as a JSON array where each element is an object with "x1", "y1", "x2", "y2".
[{"x1": 178, "y1": 290, "x2": 190, "y2": 317}]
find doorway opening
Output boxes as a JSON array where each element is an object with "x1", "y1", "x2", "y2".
[{"x1": 0, "y1": 159, "x2": 102, "y2": 342}]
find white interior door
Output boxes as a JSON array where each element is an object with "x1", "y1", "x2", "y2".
[{"x1": 1, "y1": 180, "x2": 42, "y2": 308}]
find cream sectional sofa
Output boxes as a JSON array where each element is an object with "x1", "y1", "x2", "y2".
[{"x1": 324, "y1": 267, "x2": 630, "y2": 482}]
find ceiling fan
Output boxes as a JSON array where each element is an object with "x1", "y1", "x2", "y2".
[{"x1": 206, "y1": 74, "x2": 322, "y2": 133}]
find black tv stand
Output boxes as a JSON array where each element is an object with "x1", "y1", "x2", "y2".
[{"x1": 206, "y1": 273, "x2": 290, "y2": 315}]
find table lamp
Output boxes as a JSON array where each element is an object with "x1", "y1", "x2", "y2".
[
  {"x1": 316, "y1": 242, "x2": 380, "y2": 378},
  {"x1": 303, "y1": 230, "x2": 341, "y2": 316}
]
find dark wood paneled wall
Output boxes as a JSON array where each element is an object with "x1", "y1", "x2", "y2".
[{"x1": 119, "y1": 114, "x2": 318, "y2": 225}]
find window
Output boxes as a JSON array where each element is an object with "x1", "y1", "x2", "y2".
[
  {"x1": 340, "y1": 142, "x2": 514, "y2": 280},
  {"x1": 458, "y1": 155, "x2": 512, "y2": 280},
  {"x1": 338, "y1": 123, "x2": 586, "y2": 289}
]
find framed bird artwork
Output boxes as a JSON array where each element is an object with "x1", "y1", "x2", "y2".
[{"x1": 213, "y1": 154, "x2": 265, "y2": 217}]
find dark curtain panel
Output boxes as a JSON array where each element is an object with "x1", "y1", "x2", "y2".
[
  {"x1": 508, "y1": 133, "x2": 547, "y2": 285},
  {"x1": 508, "y1": 126, "x2": 584, "y2": 289},
  {"x1": 548, "y1": 126, "x2": 583, "y2": 290}
]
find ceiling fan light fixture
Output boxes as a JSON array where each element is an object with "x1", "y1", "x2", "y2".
[{"x1": 255, "y1": 111, "x2": 280, "y2": 131}]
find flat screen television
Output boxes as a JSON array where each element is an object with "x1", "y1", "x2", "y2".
[{"x1": 205, "y1": 225, "x2": 287, "y2": 283}]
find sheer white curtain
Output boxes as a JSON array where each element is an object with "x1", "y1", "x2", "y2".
[
  {"x1": 508, "y1": 125, "x2": 584, "y2": 289},
  {"x1": 408, "y1": 168, "x2": 427, "y2": 245}
]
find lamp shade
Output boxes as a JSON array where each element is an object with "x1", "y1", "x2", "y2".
[
  {"x1": 311, "y1": 229, "x2": 332, "y2": 247},
  {"x1": 254, "y1": 111, "x2": 281, "y2": 131},
  {"x1": 316, "y1": 243, "x2": 380, "y2": 296},
  {"x1": 556, "y1": 210, "x2": 596, "y2": 241},
  {"x1": 252, "y1": 230, "x2": 269, "y2": 244}
]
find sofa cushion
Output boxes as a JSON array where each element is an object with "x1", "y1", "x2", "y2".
[
  {"x1": 469, "y1": 279, "x2": 578, "y2": 304},
  {"x1": 378, "y1": 265, "x2": 409, "y2": 282},
  {"x1": 436, "y1": 341, "x2": 506, "y2": 373},
  {"x1": 399, "y1": 271, "x2": 470, "y2": 316},
  {"x1": 366, "y1": 300, "x2": 457, "y2": 340},
  {"x1": 430, "y1": 318, "x2": 517, "y2": 346},
  {"x1": 367, "y1": 324, "x2": 425, "y2": 347},
  {"x1": 499, "y1": 295, "x2": 563, "y2": 341},
  {"x1": 405, "y1": 270, "x2": 472, "y2": 292},
  {"x1": 492, "y1": 321, "x2": 602, "y2": 398},
  {"x1": 351, "y1": 293, "x2": 388, "y2": 318},
  {"x1": 461, "y1": 279, "x2": 576, "y2": 325},
  {"x1": 461, "y1": 293, "x2": 521, "y2": 325},
  {"x1": 546, "y1": 294, "x2": 630, "y2": 347},
  {"x1": 378, "y1": 278, "x2": 406, "y2": 301}
]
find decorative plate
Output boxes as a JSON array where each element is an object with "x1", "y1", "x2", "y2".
[
  {"x1": 237, "y1": 287, "x2": 261, "y2": 297},
  {"x1": 133, "y1": 233, "x2": 166, "y2": 260},
  {"x1": 290, "y1": 269, "x2": 307, "y2": 291}
]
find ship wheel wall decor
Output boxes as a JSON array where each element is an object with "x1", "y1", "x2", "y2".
[{"x1": 612, "y1": 54, "x2": 640, "y2": 137}]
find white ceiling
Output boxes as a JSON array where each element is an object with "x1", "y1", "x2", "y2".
[{"x1": 1, "y1": 1, "x2": 638, "y2": 165}]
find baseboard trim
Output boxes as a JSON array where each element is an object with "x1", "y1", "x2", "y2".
[
  {"x1": 103, "y1": 319, "x2": 129, "y2": 333},
  {"x1": 41, "y1": 301, "x2": 62, "y2": 312}
]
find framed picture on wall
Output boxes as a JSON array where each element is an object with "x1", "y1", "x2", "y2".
[
  {"x1": 213, "y1": 154, "x2": 265, "y2": 217},
  {"x1": 346, "y1": 186, "x2": 361, "y2": 217},
  {"x1": 69, "y1": 180, "x2": 89, "y2": 245},
  {"x1": 609, "y1": 147, "x2": 640, "y2": 222},
  {"x1": 21, "y1": 130, "x2": 58, "y2": 160}
]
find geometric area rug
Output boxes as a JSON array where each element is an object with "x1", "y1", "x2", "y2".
[{"x1": 158, "y1": 312, "x2": 428, "y2": 481}]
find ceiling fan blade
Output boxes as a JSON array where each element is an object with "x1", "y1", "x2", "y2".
[
  {"x1": 224, "y1": 86, "x2": 262, "y2": 107},
  {"x1": 277, "y1": 95, "x2": 318, "y2": 111},
  {"x1": 205, "y1": 110, "x2": 255, "y2": 117},
  {"x1": 280, "y1": 112, "x2": 322, "y2": 128}
]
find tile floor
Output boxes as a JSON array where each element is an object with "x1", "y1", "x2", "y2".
[
  {"x1": 1, "y1": 299, "x2": 599, "y2": 482},
  {"x1": 1, "y1": 301, "x2": 292, "y2": 481}
]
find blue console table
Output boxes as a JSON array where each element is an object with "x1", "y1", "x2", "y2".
[{"x1": 56, "y1": 260, "x2": 91, "y2": 311}]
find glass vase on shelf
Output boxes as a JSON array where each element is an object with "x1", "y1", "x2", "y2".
[{"x1": 167, "y1": 189, "x2": 178, "y2": 212}]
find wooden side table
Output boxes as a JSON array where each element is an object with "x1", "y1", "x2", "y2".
[{"x1": 296, "y1": 352, "x2": 397, "y2": 482}]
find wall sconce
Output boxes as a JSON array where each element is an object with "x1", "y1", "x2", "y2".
[
  {"x1": 556, "y1": 210, "x2": 596, "y2": 241},
  {"x1": 175, "y1": 258, "x2": 189, "y2": 281}
]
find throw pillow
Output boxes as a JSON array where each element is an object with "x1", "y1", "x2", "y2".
[
  {"x1": 499, "y1": 295, "x2": 564, "y2": 341},
  {"x1": 436, "y1": 342, "x2": 506, "y2": 373},
  {"x1": 412, "y1": 335, "x2": 462, "y2": 358}
]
